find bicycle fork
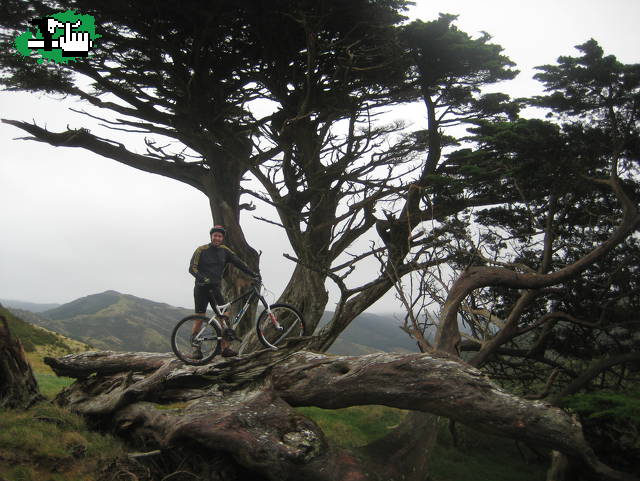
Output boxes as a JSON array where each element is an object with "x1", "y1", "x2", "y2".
[
  {"x1": 268, "y1": 310, "x2": 284, "y2": 331},
  {"x1": 257, "y1": 293, "x2": 283, "y2": 331}
]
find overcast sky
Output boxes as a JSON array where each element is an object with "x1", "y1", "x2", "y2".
[{"x1": 1, "y1": 1, "x2": 639, "y2": 312}]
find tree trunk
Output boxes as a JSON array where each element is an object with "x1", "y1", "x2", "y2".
[
  {"x1": 363, "y1": 411, "x2": 440, "y2": 481},
  {"x1": 276, "y1": 264, "x2": 329, "y2": 332},
  {"x1": 547, "y1": 451, "x2": 570, "y2": 481},
  {"x1": 44, "y1": 349, "x2": 637, "y2": 481},
  {"x1": 0, "y1": 315, "x2": 44, "y2": 409},
  {"x1": 201, "y1": 162, "x2": 262, "y2": 337}
]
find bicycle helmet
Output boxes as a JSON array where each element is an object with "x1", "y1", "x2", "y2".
[{"x1": 210, "y1": 225, "x2": 226, "y2": 236}]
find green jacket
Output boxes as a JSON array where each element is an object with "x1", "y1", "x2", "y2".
[{"x1": 189, "y1": 243, "x2": 255, "y2": 285}]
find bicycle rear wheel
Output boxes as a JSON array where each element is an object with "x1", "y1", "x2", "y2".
[
  {"x1": 256, "y1": 304, "x2": 306, "y2": 350},
  {"x1": 171, "y1": 315, "x2": 222, "y2": 365}
]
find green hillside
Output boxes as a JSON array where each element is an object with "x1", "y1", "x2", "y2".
[
  {"x1": 0, "y1": 306, "x2": 92, "y2": 398},
  {"x1": 44, "y1": 290, "x2": 124, "y2": 320},
  {"x1": 0, "y1": 305, "x2": 91, "y2": 356},
  {"x1": 322, "y1": 311, "x2": 419, "y2": 355},
  {"x1": 9, "y1": 291, "x2": 420, "y2": 355},
  {"x1": 36, "y1": 291, "x2": 191, "y2": 353}
]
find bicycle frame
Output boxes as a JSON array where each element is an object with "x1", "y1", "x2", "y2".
[{"x1": 203, "y1": 282, "x2": 272, "y2": 333}]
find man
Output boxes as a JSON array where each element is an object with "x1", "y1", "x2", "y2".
[{"x1": 189, "y1": 225, "x2": 258, "y2": 358}]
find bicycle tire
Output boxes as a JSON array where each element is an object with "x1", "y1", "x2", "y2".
[
  {"x1": 171, "y1": 314, "x2": 222, "y2": 365},
  {"x1": 256, "y1": 303, "x2": 306, "y2": 350}
]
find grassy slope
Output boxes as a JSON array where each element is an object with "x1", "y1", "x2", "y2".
[
  {"x1": 429, "y1": 425, "x2": 547, "y2": 481},
  {"x1": 298, "y1": 406, "x2": 547, "y2": 481},
  {"x1": 0, "y1": 308, "x2": 126, "y2": 480},
  {"x1": 1, "y1": 306, "x2": 91, "y2": 397},
  {"x1": 0, "y1": 404, "x2": 126, "y2": 481}
]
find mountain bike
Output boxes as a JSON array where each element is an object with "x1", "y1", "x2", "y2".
[{"x1": 170, "y1": 280, "x2": 306, "y2": 365}]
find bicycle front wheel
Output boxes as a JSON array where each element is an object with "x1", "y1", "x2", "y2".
[
  {"x1": 171, "y1": 315, "x2": 222, "y2": 365},
  {"x1": 256, "y1": 304, "x2": 306, "y2": 350}
]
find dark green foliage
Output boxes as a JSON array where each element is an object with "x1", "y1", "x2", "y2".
[
  {"x1": 549, "y1": 238, "x2": 640, "y2": 362},
  {"x1": 563, "y1": 391, "x2": 640, "y2": 422},
  {"x1": 532, "y1": 39, "x2": 640, "y2": 172},
  {"x1": 0, "y1": 0, "x2": 411, "y2": 126},
  {"x1": 402, "y1": 14, "x2": 518, "y2": 101},
  {"x1": 562, "y1": 392, "x2": 640, "y2": 474},
  {"x1": 533, "y1": 39, "x2": 640, "y2": 120},
  {"x1": 439, "y1": 41, "x2": 640, "y2": 425}
]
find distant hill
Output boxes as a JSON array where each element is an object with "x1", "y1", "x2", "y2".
[
  {"x1": 31, "y1": 290, "x2": 192, "y2": 352},
  {"x1": 0, "y1": 298, "x2": 60, "y2": 313},
  {"x1": 8, "y1": 291, "x2": 420, "y2": 355},
  {"x1": 322, "y1": 312, "x2": 419, "y2": 355},
  {"x1": 44, "y1": 290, "x2": 132, "y2": 320}
]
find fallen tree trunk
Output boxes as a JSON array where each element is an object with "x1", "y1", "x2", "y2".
[{"x1": 44, "y1": 348, "x2": 637, "y2": 481}]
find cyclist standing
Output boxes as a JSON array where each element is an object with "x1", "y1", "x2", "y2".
[{"x1": 189, "y1": 225, "x2": 259, "y2": 358}]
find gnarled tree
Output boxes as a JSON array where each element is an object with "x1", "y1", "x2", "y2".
[
  {"x1": 389, "y1": 39, "x2": 640, "y2": 478},
  {"x1": 2, "y1": 2, "x2": 640, "y2": 479},
  {"x1": 1, "y1": 3, "x2": 518, "y2": 340}
]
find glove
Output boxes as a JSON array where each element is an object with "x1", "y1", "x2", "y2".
[{"x1": 197, "y1": 277, "x2": 212, "y2": 286}]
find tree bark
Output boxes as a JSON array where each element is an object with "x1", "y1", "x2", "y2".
[
  {"x1": 275, "y1": 265, "x2": 329, "y2": 333},
  {"x1": 0, "y1": 315, "x2": 45, "y2": 409},
  {"x1": 44, "y1": 349, "x2": 637, "y2": 481}
]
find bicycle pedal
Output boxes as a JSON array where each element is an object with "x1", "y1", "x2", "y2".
[{"x1": 223, "y1": 328, "x2": 239, "y2": 341}]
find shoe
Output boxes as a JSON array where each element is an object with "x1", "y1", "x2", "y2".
[
  {"x1": 191, "y1": 346, "x2": 203, "y2": 360},
  {"x1": 221, "y1": 347, "x2": 238, "y2": 357},
  {"x1": 223, "y1": 328, "x2": 238, "y2": 341}
]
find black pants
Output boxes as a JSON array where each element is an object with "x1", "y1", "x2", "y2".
[{"x1": 194, "y1": 283, "x2": 225, "y2": 313}]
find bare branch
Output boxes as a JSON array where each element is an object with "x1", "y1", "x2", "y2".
[{"x1": 1, "y1": 119, "x2": 206, "y2": 192}]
